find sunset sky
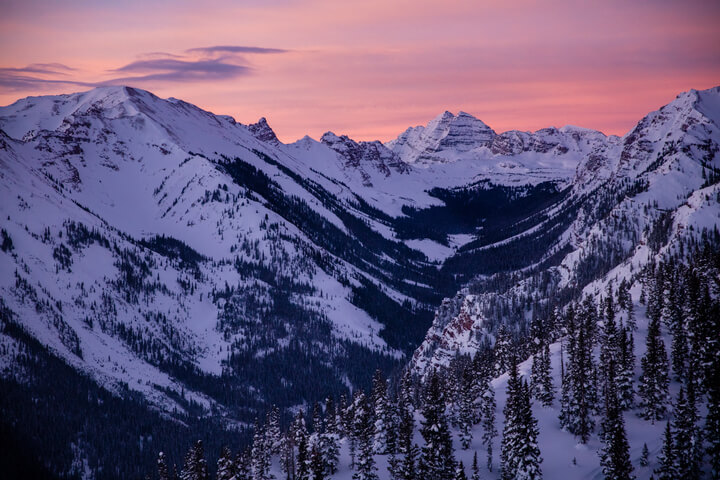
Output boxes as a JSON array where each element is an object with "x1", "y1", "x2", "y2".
[{"x1": 1, "y1": 0, "x2": 719, "y2": 142}]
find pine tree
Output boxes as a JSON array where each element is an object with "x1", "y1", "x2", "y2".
[
  {"x1": 310, "y1": 444, "x2": 325, "y2": 480},
  {"x1": 180, "y1": 440, "x2": 208, "y2": 480},
  {"x1": 638, "y1": 314, "x2": 669, "y2": 422},
  {"x1": 640, "y1": 443, "x2": 649, "y2": 467},
  {"x1": 458, "y1": 366, "x2": 481, "y2": 449},
  {"x1": 266, "y1": 405, "x2": 282, "y2": 455},
  {"x1": 654, "y1": 422, "x2": 677, "y2": 480},
  {"x1": 494, "y1": 325, "x2": 513, "y2": 375},
  {"x1": 371, "y1": 369, "x2": 389, "y2": 454},
  {"x1": 157, "y1": 452, "x2": 170, "y2": 480},
  {"x1": 471, "y1": 451, "x2": 481, "y2": 480},
  {"x1": 419, "y1": 370, "x2": 456, "y2": 480},
  {"x1": 353, "y1": 392, "x2": 378, "y2": 480},
  {"x1": 598, "y1": 358, "x2": 634, "y2": 480},
  {"x1": 397, "y1": 372, "x2": 418, "y2": 480},
  {"x1": 480, "y1": 372, "x2": 498, "y2": 472},
  {"x1": 455, "y1": 461, "x2": 468, "y2": 480},
  {"x1": 706, "y1": 363, "x2": 720, "y2": 480},
  {"x1": 618, "y1": 279, "x2": 635, "y2": 331},
  {"x1": 216, "y1": 447, "x2": 235, "y2": 480},
  {"x1": 317, "y1": 432, "x2": 340, "y2": 476},
  {"x1": 297, "y1": 431, "x2": 310, "y2": 480},
  {"x1": 324, "y1": 397, "x2": 337, "y2": 434},
  {"x1": 617, "y1": 327, "x2": 635, "y2": 410},
  {"x1": 251, "y1": 421, "x2": 272, "y2": 480},
  {"x1": 235, "y1": 449, "x2": 251, "y2": 480},
  {"x1": 559, "y1": 300, "x2": 595, "y2": 442},
  {"x1": 672, "y1": 383, "x2": 702, "y2": 480},
  {"x1": 312, "y1": 401, "x2": 324, "y2": 435},
  {"x1": 538, "y1": 342, "x2": 555, "y2": 407},
  {"x1": 501, "y1": 362, "x2": 542, "y2": 480}
]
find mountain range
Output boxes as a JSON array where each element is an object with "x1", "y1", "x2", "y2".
[{"x1": 0, "y1": 85, "x2": 718, "y2": 478}]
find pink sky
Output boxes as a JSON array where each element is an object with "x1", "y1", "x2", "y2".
[{"x1": 1, "y1": 0, "x2": 719, "y2": 142}]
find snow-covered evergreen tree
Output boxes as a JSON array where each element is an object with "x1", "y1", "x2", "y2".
[
  {"x1": 455, "y1": 460, "x2": 468, "y2": 480},
  {"x1": 672, "y1": 383, "x2": 702, "y2": 479},
  {"x1": 352, "y1": 392, "x2": 378, "y2": 480},
  {"x1": 180, "y1": 440, "x2": 209, "y2": 480},
  {"x1": 470, "y1": 451, "x2": 480, "y2": 480},
  {"x1": 707, "y1": 364, "x2": 720, "y2": 480},
  {"x1": 458, "y1": 366, "x2": 481, "y2": 449},
  {"x1": 638, "y1": 314, "x2": 669, "y2": 422},
  {"x1": 480, "y1": 369, "x2": 498, "y2": 472},
  {"x1": 251, "y1": 421, "x2": 273, "y2": 480},
  {"x1": 494, "y1": 325, "x2": 513, "y2": 375},
  {"x1": 598, "y1": 358, "x2": 634, "y2": 480},
  {"x1": 216, "y1": 447, "x2": 235, "y2": 480},
  {"x1": 501, "y1": 362, "x2": 542, "y2": 480},
  {"x1": 419, "y1": 370, "x2": 456, "y2": 480},
  {"x1": 617, "y1": 326, "x2": 635, "y2": 410},
  {"x1": 371, "y1": 369, "x2": 389, "y2": 454},
  {"x1": 559, "y1": 300, "x2": 595, "y2": 442},
  {"x1": 639, "y1": 443, "x2": 649, "y2": 468},
  {"x1": 157, "y1": 451, "x2": 170, "y2": 480},
  {"x1": 654, "y1": 422, "x2": 677, "y2": 480}
]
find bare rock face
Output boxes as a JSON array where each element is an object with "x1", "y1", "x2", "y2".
[
  {"x1": 248, "y1": 117, "x2": 280, "y2": 144},
  {"x1": 321, "y1": 131, "x2": 409, "y2": 186}
]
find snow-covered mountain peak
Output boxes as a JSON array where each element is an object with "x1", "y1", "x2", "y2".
[{"x1": 386, "y1": 110, "x2": 497, "y2": 164}]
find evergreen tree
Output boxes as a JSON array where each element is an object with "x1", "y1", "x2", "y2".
[
  {"x1": 617, "y1": 279, "x2": 635, "y2": 331},
  {"x1": 598, "y1": 358, "x2": 634, "y2": 480},
  {"x1": 538, "y1": 342, "x2": 555, "y2": 407},
  {"x1": 501, "y1": 362, "x2": 542, "y2": 480},
  {"x1": 353, "y1": 393, "x2": 378, "y2": 480},
  {"x1": 471, "y1": 451, "x2": 481, "y2": 480},
  {"x1": 397, "y1": 372, "x2": 418, "y2": 480},
  {"x1": 672, "y1": 383, "x2": 702, "y2": 480},
  {"x1": 559, "y1": 300, "x2": 595, "y2": 442},
  {"x1": 157, "y1": 452, "x2": 170, "y2": 480},
  {"x1": 317, "y1": 432, "x2": 340, "y2": 476},
  {"x1": 617, "y1": 327, "x2": 635, "y2": 410},
  {"x1": 235, "y1": 449, "x2": 251, "y2": 480},
  {"x1": 494, "y1": 325, "x2": 513, "y2": 375},
  {"x1": 455, "y1": 461, "x2": 468, "y2": 480},
  {"x1": 480, "y1": 371, "x2": 498, "y2": 472},
  {"x1": 458, "y1": 366, "x2": 481, "y2": 449},
  {"x1": 706, "y1": 364, "x2": 720, "y2": 480},
  {"x1": 297, "y1": 431, "x2": 310, "y2": 480},
  {"x1": 638, "y1": 315, "x2": 669, "y2": 422},
  {"x1": 310, "y1": 444, "x2": 325, "y2": 480},
  {"x1": 216, "y1": 447, "x2": 235, "y2": 480},
  {"x1": 639, "y1": 443, "x2": 649, "y2": 468},
  {"x1": 654, "y1": 422, "x2": 677, "y2": 480},
  {"x1": 251, "y1": 421, "x2": 273, "y2": 480},
  {"x1": 419, "y1": 370, "x2": 456, "y2": 480},
  {"x1": 371, "y1": 369, "x2": 389, "y2": 454},
  {"x1": 180, "y1": 441, "x2": 208, "y2": 480},
  {"x1": 312, "y1": 401, "x2": 324, "y2": 435},
  {"x1": 324, "y1": 397, "x2": 337, "y2": 434},
  {"x1": 266, "y1": 405, "x2": 283, "y2": 455}
]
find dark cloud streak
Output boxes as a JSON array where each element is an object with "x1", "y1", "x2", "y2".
[{"x1": 186, "y1": 45, "x2": 287, "y2": 55}]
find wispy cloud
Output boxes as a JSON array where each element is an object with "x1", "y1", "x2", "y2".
[
  {"x1": 0, "y1": 45, "x2": 286, "y2": 91},
  {"x1": 0, "y1": 63, "x2": 89, "y2": 90},
  {"x1": 109, "y1": 57, "x2": 250, "y2": 83}
]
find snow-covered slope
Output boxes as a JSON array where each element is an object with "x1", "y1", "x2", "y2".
[
  {"x1": 0, "y1": 84, "x2": 718, "y2": 479},
  {"x1": 411, "y1": 86, "x2": 720, "y2": 376}
]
